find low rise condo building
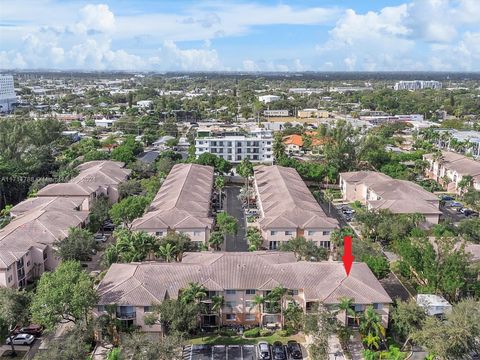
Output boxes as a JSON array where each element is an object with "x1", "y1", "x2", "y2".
[
  {"x1": 95, "y1": 252, "x2": 392, "y2": 335},
  {"x1": 339, "y1": 171, "x2": 441, "y2": 224},
  {"x1": 424, "y1": 151, "x2": 480, "y2": 193},
  {"x1": 254, "y1": 166, "x2": 339, "y2": 250},
  {"x1": 131, "y1": 164, "x2": 214, "y2": 244}
]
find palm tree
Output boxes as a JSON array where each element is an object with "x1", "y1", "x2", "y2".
[
  {"x1": 237, "y1": 158, "x2": 254, "y2": 209},
  {"x1": 338, "y1": 297, "x2": 356, "y2": 327},
  {"x1": 362, "y1": 332, "x2": 380, "y2": 350},
  {"x1": 215, "y1": 176, "x2": 225, "y2": 210},
  {"x1": 180, "y1": 282, "x2": 207, "y2": 305},
  {"x1": 208, "y1": 231, "x2": 225, "y2": 251},
  {"x1": 323, "y1": 189, "x2": 336, "y2": 214},
  {"x1": 359, "y1": 306, "x2": 386, "y2": 339},
  {"x1": 253, "y1": 295, "x2": 265, "y2": 326},
  {"x1": 157, "y1": 243, "x2": 176, "y2": 262},
  {"x1": 211, "y1": 295, "x2": 224, "y2": 330}
]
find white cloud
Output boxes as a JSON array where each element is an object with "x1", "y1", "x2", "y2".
[
  {"x1": 243, "y1": 59, "x2": 260, "y2": 72},
  {"x1": 78, "y1": 4, "x2": 116, "y2": 33}
]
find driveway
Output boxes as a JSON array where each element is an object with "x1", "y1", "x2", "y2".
[
  {"x1": 379, "y1": 272, "x2": 412, "y2": 302},
  {"x1": 224, "y1": 186, "x2": 248, "y2": 252}
]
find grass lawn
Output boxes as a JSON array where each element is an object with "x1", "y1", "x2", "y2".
[
  {"x1": 188, "y1": 333, "x2": 305, "y2": 346},
  {"x1": 0, "y1": 350, "x2": 28, "y2": 359}
]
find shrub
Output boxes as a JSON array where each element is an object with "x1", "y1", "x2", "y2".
[
  {"x1": 276, "y1": 330, "x2": 289, "y2": 337},
  {"x1": 362, "y1": 254, "x2": 390, "y2": 279},
  {"x1": 243, "y1": 328, "x2": 261, "y2": 338},
  {"x1": 217, "y1": 329, "x2": 236, "y2": 337},
  {"x1": 259, "y1": 329, "x2": 273, "y2": 337}
]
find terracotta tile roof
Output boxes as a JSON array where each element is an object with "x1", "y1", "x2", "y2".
[
  {"x1": 132, "y1": 164, "x2": 214, "y2": 231},
  {"x1": 97, "y1": 252, "x2": 392, "y2": 306},
  {"x1": 255, "y1": 165, "x2": 338, "y2": 229},
  {"x1": 283, "y1": 134, "x2": 303, "y2": 147}
]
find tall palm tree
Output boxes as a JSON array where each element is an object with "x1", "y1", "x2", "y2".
[
  {"x1": 253, "y1": 294, "x2": 265, "y2": 327},
  {"x1": 211, "y1": 295, "x2": 224, "y2": 330},
  {"x1": 215, "y1": 176, "x2": 225, "y2": 210},
  {"x1": 338, "y1": 297, "x2": 356, "y2": 327}
]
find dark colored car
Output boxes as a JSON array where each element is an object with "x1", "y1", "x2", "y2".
[
  {"x1": 17, "y1": 324, "x2": 43, "y2": 337},
  {"x1": 257, "y1": 341, "x2": 271, "y2": 360},
  {"x1": 440, "y1": 195, "x2": 454, "y2": 201},
  {"x1": 286, "y1": 340, "x2": 303, "y2": 359},
  {"x1": 102, "y1": 221, "x2": 115, "y2": 232},
  {"x1": 272, "y1": 341, "x2": 286, "y2": 360}
]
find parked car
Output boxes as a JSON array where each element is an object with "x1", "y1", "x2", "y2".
[
  {"x1": 257, "y1": 341, "x2": 271, "y2": 360},
  {"x1": 286, "y1": 340, "x2": 303, "y2": 359},
  {"x1": 440, "y1": 195, "x2": 454, "y2": 201},
  {"x1": 94, "y1": 234, "x2": 108, "y2": 243},
  {"x1": 464, "y1": 209, "x2": 479, "y2": 217},
  {"x1": 6, "y1": 333, "x2": 35, "y2": 345},
  {"x1": 272, "y1": 341, "x2": 286, "y2": 360},
  {"x1": 16, "y1": 324, "x2": 43, "y2": 337},
  {"x1": 449, "y1": 201, "x2": 463, "y2": 207},
  {"x1": 102, "y1": 221, "x2": 115, "y2": 232}
]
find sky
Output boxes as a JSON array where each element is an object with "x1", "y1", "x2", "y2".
[{"x1": 0, "y1": 0, "x2": 479, "y2": 72}]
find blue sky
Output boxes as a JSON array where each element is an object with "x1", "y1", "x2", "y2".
[{"x1": 0, "y1": 0, "x2": 479, "y2": 71}]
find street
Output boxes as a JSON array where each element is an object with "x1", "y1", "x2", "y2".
[{"x1": 223, "y1": 186, "x2": 248, "y2": 252}]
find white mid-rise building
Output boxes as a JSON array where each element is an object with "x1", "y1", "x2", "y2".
[
  {"x1": 394, "y1": 80, "x2": 442, "y2": 91},
  {"x1": 258, "y1": 95, "x2": 280, "y2": 104},
  {"x1": 0, "y1": 75, "x2": 16, "y2": 112},
  {"x1": 263, "y1": 109, "x2": 289, "y2": 117},
  {"x1": 195, "y1": 128, "x2": 274, "y2": 163}
]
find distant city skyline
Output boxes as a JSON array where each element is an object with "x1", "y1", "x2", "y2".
[{"x1": 1, "y1": 0, "x2": 479, "y2": 72}]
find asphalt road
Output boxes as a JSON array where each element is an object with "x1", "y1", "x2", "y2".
[
  {"x1": 188, "y1": 345, "x2": 257, "y2": 360},
  {"x1": 224, "y1": 186, "x2": 248, "y2": 252}
]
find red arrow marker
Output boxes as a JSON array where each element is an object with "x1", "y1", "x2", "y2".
[{"x1": 342, "y1": 235, "x2": 354, "y2": 276}]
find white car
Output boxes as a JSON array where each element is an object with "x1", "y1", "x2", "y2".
[{"x1": 6, "y1": 333, "x2": 35, "y2": 345}]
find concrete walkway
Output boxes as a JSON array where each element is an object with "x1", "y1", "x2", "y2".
[{"x1": 349, "y1": 332, "x2": 365, "y2": 360}]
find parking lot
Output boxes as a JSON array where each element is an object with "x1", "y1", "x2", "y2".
[{"x1": 185, "y1": 345, "x2": 257, "y2": 360}]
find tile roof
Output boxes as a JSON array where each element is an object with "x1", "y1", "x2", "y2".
[
  {"x1": 425, "y1": 151, "x2": 480, "y2": 180},
  {"x1": 283, "y1": 134, "x2": 303, "y2": 147},
  {"x1": 255, "y1": 165, "x2": 338, "y2": 229},
  {"x1": 340, "y1": 171, "x2": 441, "y2": 215},
  {"x1": 132, "y1": 164, "x2": 214, "y2": 230},
  {"x1": 97, "y1": 252, "x2": 392, "y2": 306}
]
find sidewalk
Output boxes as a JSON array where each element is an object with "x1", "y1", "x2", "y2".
[{"x1": 349, "y1": 332, "x2": 365, "y2": 360}]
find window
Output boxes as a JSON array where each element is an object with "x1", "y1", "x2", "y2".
[
  {"x1": 319, "y1": 241, "x2": 330, "y2": 249},
  {"x1": 97, "y1": 305, "x2": 106, "y2": 312},
  {"x1": 245, "y1": 314, "x2": 256, "y2": 321},
  {"x1": 144, "y1": 306, "x2": 152, "y2": 313},
  {"x1": 155, "y1": 231, "x2": 163, "y2": 236},
  {"x1": 26, "y1": 261, "x2": 30, "y2": 267},
  {"x1": 7, "y1": 276, "x2": 12, "y2": 283},
  {"x1": 285, "y1": 231, "x2": 293, "y2": 236},
  {"x1": 226, "y1": 289, "x2": 236, "y2": 295},
  {"x1": 270, "y1": 230, "x2": 277, "y2": 236},
  {"x1": 226, "y1": 314, "x2": 236, "y2": 321},
  {"x1": 269, "y1": 241, "x2": 279, "y2": 250},
  {"x1": 245, "y1": 300, "x2": 254, "y2": 308},
  {"x1": 308, "y1": 230, "x2": 316, "y2": 236},
  {"x1": 193, "y1": 231, "x2": 201, "y2": 236},
  {"x1": 43, "y1": 251, "x2": 48, "y2": 260},
  {"x1": 225, "y1": 301, "x2": 236, "y2": 308},
  {"x1": 322, "y1": 231, "x2": 330, "y2": 236},
  {"x1": 246, "y1": 289, "x2": 256, "y2": 295},
  {"x1": 373, "y1": 303, "x2": 383, "y2": 310},
  {"x1": 288, "y1": 289, "x2": 299, "y2": 296}
]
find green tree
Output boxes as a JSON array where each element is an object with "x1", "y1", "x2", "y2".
[
  {"x1": 359, "y1": 306, "x2": 386, "y2": 340},
  {"x1": 236, "y1": 158, "x2": 254, "y2": 208},
  {"x1": 362, "y1": 254, "x2": 390, "y2": 279},
  {"x1": 109, "y1": 195, "x2": 149, "y2": 229},
  {"x1": 88, "y1": 195, "x2": 111, "y2": 234},
  {"x1": 0, "y1": 288, "x2": 30, "y2": 356},
  {"x1": 214, "y1": 175, "x2": 225, "y2": 209},
  {"x1": 391, "y1": 299, "x2": 426, "y2": 346},
  {"x1": 54, "y1": 227, "x2": 96, "y2": 262},
  {"x1": 179, "y1": 282, "x2": 207, "y2": 305},
  {"x1": 211, "y1": 295, "x2": 224, "y2": 330},
  {"x1": 216, "y1": 211, "x2": 238, "y2": 237},
  {"x1": 338, "y1": 297, "x2": 355, "y2": 327},
  {"x1": 195, "y1": 153, "x2": 232, "y2": 174},
  {"x1": 30, "y1": 261, "x2": 98, "y2": 330},
  {"x1": 208, "y1": 231, "x2": 225, "y2": 251},
  {"x1": 120, "y1": 331, "x2": 184, "y2": 360},
  {"x1": 279, "y1": 236, "x2": 328, "y2": 261},
  {"x1": 157, "y1": 232, "x2": 193, "y2": 261},
  {"x1": 144, "y1": 300, "x2": 200, "y2": 335},
  {"x1": 272, "y1": 132, "x2": 286, "y2": 161},
  {"x1": 108, "y1": 229, "x2": 158, "y2": 264},
  {"x1": 246, "y1": 227, "x2": 263, "y2": 251},
  {"x1": 457, "y1": 217, "x2": 480, "y2": 243},
  {"x1": 111, "y1": 136, "x2": 143, "y2": 164},
  {"x1": 157, "y1": 242, "x2": 176, "y2": 262}
]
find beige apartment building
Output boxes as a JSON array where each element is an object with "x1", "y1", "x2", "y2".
[
  {"x1": 131, "y1": 164, "x2": 214, "y2": 244},
  {"x1": 253, "y1": 165, "x2": 339, "y2": 250},
  {"x1": 95, "y1": 252, "x2": 392, "y2": 335},
  {"x1": 339, "y1": 171, "x2": 441, "y2": 224},
  {"x1": 424, "y1": 151, "x2": 480, "y2": 193},
  {"x1": 0, "y1": 161, "x2": 130, "y2": 288}
]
